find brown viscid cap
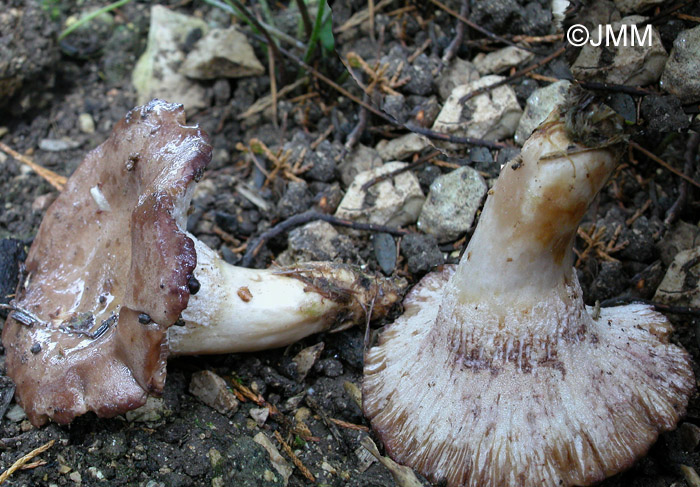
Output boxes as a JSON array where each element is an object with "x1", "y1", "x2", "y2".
[{"x1": 2, "y1": 100, "x2": 212, "y2": 426}]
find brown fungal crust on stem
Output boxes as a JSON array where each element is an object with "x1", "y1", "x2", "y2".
[
  {"x1": 2, "y1": 100, "x2": 212, "y2": 426},
  {"x1": 363, "y1": 99, "x2": 695, "y2": 487}
]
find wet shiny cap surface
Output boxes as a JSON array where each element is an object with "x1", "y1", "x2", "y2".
[{"x1": 2, "y1": 100, "x2": 212, "y2": 426}]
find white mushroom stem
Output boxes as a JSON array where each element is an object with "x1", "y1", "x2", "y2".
[{"x1": 169, "y1": 239, "x2": 400, "y2": 355}]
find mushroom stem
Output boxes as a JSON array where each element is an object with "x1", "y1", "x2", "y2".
[
  {"x1": 447, "y1": 105, "x2": 623, "y2": 322},
  {"x1": 169, "y1": 239, "x2": 401, "y2": 355}
]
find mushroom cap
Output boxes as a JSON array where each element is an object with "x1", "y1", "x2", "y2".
[
  {"x1": 2, "y1": 100, "x2": 212, "y2": 426},
  {"x1": 364, "y1": 267, "x2": 694, "y2": 487}
]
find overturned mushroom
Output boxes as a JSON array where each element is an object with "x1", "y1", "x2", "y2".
[
  {"x1": 2, "y1": 100, "x2": 402, "y2": 427},
  {"x1": 363, "y1": 95, "x2": 695, "y2": 486}
]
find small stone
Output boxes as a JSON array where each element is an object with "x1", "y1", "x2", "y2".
[
  {"x1": 400, "y1": 234, "x2": 444, "y2": 274},
  {"x1": 125, "y1": 396, "x2": 169, "y2": 423},
  {"x1": 281, "y1": 220, "x2": 356, "y2": 265},
  {"x1": 640, "y1": 95, "x2": 690, "y2": 132},
  {"x1": 405, "y1": 54, "x2": 436, "y2": 96},
  {"x1": 291, "y1": 342, "x2": 324, "y2": 382},
  {"x1": 605, "y1": 93, "x2": 636, "y2": 123},
  {"x1": 660, "y1": 24, "x2": 700, "y2": 103},
  {"x1": 249, "y1": 407, "x2": 269, "y2": 426},
  {"x1": 432, "y1": 75, "x2": 522, "y2": 145},
  {"x1": 473, "y1": 46, "x2": 534, "y2": 75},
  {"x1": 5, "y1": 403, "x2": 26, "y2": 422},
  {"x1": 69, "y1": 471, "x2": 82, "y2": 483},
  {"x1": 306, "y1": 140, "x2": 339, "y2": 182},
  {"x1": 132, "y1": 6, "x2": 209, "y2": 111},
  {"x1": 418, "y1": 166, "x2": 488, "y2": 243},
  {"x1": 338, "y1": 145, "x2": 382, "y2": 187},
  {"x1": 189, "y1": 370, "x2": 240, "y2": 416},
  {"x1": 78, "y1": 113, "x2": 95, "y2": 134},
  {"x1": 253, "y1": 432, "x2": 293, "y2": 486},
  {"x1": 39, "y1": 138, "x2": 81, "y2": 151},
  {"x1": 654, "y1": 247, "x2": 700, "y2": 307},
  {"x1": 375, "y1": 133, "x2": 429, "y2": 162},
  {"x1": 314, "y1": 358, "x2": 344, "y2": 378},
  {"x1": 515, "y1": 80, "x2": 571, "y2": 145},
  {"x1": 180, "y1": 27, "x2": 264, "y2": 79},
  {"x1": 208, "y1": 448, "x2": 223, "y2": 469},
  {"x1": 335, "y1": 162, "x2": 425, "y2": 227},
  {"x1": 211, "y1": 477, "x2": 224, "y2": 487},
  {"x1": 436, "y1": 58, "x2": 480, "y2": 101},
  {"x1": 469, "y1": 146, "x2": 493, "y2": 164},
  {"x1": 277, "y1": 181, "x2": 311, "y2": 219},
  {"x1": 657, "y1": 221, "x2": 699, "y2": 266},
  {"x1": 589, "y1": 261, "x2": 627, "y2": 302},
  {"x1": 87, "y1": 467, "x2": 104, "y2": 480},
  {"x1": 572, "y1": 16, "x2": 667, "y2": 86},
  {"x1": 381, "y1": 94, "x2": 407, "y2": 122},
  {"x1": 373, "y1": 233, "x2": 397, "y2": 275}
]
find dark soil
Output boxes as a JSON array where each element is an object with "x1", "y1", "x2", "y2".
[{"x1": 1, "y1": 1, "x2": 700, "y2": 486}]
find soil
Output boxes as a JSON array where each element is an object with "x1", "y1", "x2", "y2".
[{"x1": 1, "y1": 1, "x2": 700, "y2": 486}]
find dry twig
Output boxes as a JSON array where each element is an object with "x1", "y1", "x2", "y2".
[
  {"x1": 0, "y1": 439, "x2": 55, "y2": 484},
  {"x1": 0, "y1": 142, "x2": 66, "y2": 191},
  {"x1": 273, "y1": 430, "x2": 316, "y2": 482}
]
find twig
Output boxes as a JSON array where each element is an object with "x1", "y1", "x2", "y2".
[
  {"x1": 241, "y1": 210, "x2": 410, "y2": 267},
  {"x1": 0, "y1": 439, "x2": 55, "y2": 484},
  {"x1": 238, "y1": 78, "x2": 307, "y2": 120},
  {"x1": 305, "y1": 395, "x2": 350, "y2": 454},
  {"x1": 344, "y1": 94, "x2": 370, "y2": 153},
  {"x1": 0, "y1": 142, "x2": 67, "y2": 191},
  {"x1": 361, "y1": 150, "x2": 440, "y2": 191},
  {"x1": 335, "y1": 0, "x2": 394, "y2": 34},
  {"x1": 273, "y1": 430, "x2": 315, "y2": 482},
  {"x1": 440, "y1": 0, "x2": 469, "y2": 67},
  {"x1": 640, "y1": 0, "x2": 694, "y2": 25},
  {"x1": 458, "y1": 46, "x2": 566, "y2": 103},
  {"x1": 328, "y1": 417, "x2": 370, "y2": 432},
  {"x1": 630, "y1": 141, "x2": 700, "y2": 190},
  {"x1": 579, "y1": 81, "x2": 654, "y2": 97},
  {"x1": 664, "y1": 132, "x2": 700, "y2": 225},
  {"x1": 268, "y1": 48, "x2": 278, "y2": 127},
  {"x1": 250, "y1": 33, "x2": 508, "y2": 150}
]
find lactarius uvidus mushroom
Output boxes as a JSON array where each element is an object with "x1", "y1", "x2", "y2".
[
  {"x1": 363, "y1": 94, "x2": 695, "y2": 487},
  {"x1": 2, "y1": 99, "x2": 402, "y2": 427}
]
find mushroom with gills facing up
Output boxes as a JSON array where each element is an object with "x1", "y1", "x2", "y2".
[
  {"x1": 1, "y1": 99, "x2": 403, "y2": 427},
  {"x1": 362, "y1": 92, "x2": 695, "y2": 487}
]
